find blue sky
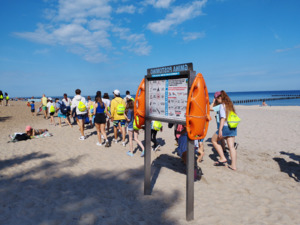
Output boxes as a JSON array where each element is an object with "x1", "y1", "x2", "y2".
[{"x1": 0, "y1": 0, "x2": 299, "y2": 97}]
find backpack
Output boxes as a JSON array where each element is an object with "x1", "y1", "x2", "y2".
[
  {"x1": 133, "y1": 116, "x2": 140, "y2": 130},
  {"x1": 194, "y1": 165, "x2": 203, "y2": 182},
  {"x1": 116, "y1": 100, "x2": 125, "y2": 115},
  {"x1": 59, "y1": 101, "x2": 69, "y2": 114},
  {"x1": 50, "y1": 105, "x2": 55, "y2": 113},
  {"x1": 153, "y1": 121, "x2": 162, "y2": 131},
  {"x1": 227, "y1": 111, "x2": 241, "y2": 128},
  {"x1": 78, "y1": 100, "x2": 87, "y2": 112}
]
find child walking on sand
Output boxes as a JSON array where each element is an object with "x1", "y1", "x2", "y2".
[
  {"x1": 125, "y1": 99, "x2": 144, "y2": 157},
  {"x1": 87, "y1": 96, "x2": 94, "y2": 128},
  {"x1": 211, "y1": 90, "x2": 238, "y2": 171},
  {"x1": 47, "y1": 97, "x2": 56, "y2": 125},
  {"x1": 195, "y1": 139, "x2": 205, "y2": 163},
  {"x1": 151, "y1": 120, "x2": 163, "y2": 151},
  {"x1": 30, "y1": 101, "x2": 35, "y2": 116},
  {"x1": 93, "y1": 95, "x2": 110, "y2": 146}
]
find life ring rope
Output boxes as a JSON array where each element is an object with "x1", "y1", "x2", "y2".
[{"x1": 186, "y1": 73, "x2": 210, "y2": 140}]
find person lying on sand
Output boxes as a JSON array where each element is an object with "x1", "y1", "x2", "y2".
[{"x1": 25, "y1": 125, "x2": 48, "y2": 137}]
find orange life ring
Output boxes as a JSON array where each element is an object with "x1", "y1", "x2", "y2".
[
  {"x1": 134, "y1": 78, "x2": 145, "y2": 129},
  {"x1": 186, "y1": 73, "x2": 211, "y2": 140}
]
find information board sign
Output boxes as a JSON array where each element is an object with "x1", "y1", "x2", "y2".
[
  {"x1": 148, "y1": 78, "x2": 188, "y2": 120},
  {"x1": 144, "y1": 63, "x2": 197, "y2": 221}
]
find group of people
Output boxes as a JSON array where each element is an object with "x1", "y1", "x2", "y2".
[
  {"x1": 0, "y1": 91, "x2": 10, "y2": 106},
  {"x1": 29, "y1": 89, "x2": 150, "y2": 157},
  {"x1": 26, "y1": 89, "x2": 239, "y2": 170}
]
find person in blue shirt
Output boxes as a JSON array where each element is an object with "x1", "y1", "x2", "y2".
[
  {"x1": 55, "y1": 98, "x2": 72, "y2": 128},
  {"x1": 30, "y1": 101, "x2": 35, "y2": 116}
]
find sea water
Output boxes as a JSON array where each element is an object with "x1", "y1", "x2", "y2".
[
  {"x1": 23, "y1": 90, "x2": 300, "y2": 106},
  {"x1": 208, "y1": 90, "x2": 300, "y2": 106}
]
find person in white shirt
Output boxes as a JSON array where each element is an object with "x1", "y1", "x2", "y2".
[
  {"x1": 71, "y1": 89, "x2": 88, "y2": 140},
  {"x1": 47, "y1": 97, "x2": 56, "y2": 125},
  {"x1": 123, "y1": 90, "x2": 132, "y2": 102}
]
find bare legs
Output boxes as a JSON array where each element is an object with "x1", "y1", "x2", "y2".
[
  {"x1": 212, "y1": 133, "x2": 237, "y2": 170},
  {"x1": 212, "y1": 133, "x2": 227, "y2": 162},
  {"x1": 128, "y1": 130, "x2": 134, "y2": 154},
  {"x1": 134, "y1": 130, "x2": 144, "y2": 152},
  {"x1": 128, "y1": 130, "x2": 144, "y2": 155},
  {"x1": 78, "y1": 119, "x2": 85, "y2": 137},
  {"x1": 95, "y1": 123, "x2": 107, "y2": 144},
  {"x1": 226, "y1": 137, "x2": 237, "y2": 170},
  {"x1": 113, "y1": 123, "x2": 125, "y2": 142},
  {"x1": 197, "y1": 142, "x2": 204, "y2": 163}
]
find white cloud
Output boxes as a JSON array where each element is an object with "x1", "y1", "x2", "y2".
[
  {"x1": 183, "y1": 32, "x2": 205, "y2": 41},
  {"x1": 34, "y1": 48, "x2": 50, "y2": 55},
  {"x1": 154, "y1": 0, "x2": 174, "y2": 8},
  {"x1": 88, "y1": 19, "x2": 111, "y2": 30},
  {"x1": 14, "y1": 0, "x2": 151, "y2": 63},
  {"x1": 147, "y1": 0, "x2": 207, "y2": 33},
  {"x1": 275, "y1": 45, "x2": 300, "y2": 53},
  {"x1": 116, "y1": 5, "x2": 136, "y2": 14},
  {"x1": 144, "y1": 0, "x2": 174, "y2": 8},
  {"x1": 112, "y1": 27, "x2": 151, "y2": 55},
  {"x1": 56, "y1": 0, "x2": 112, "y2": 21}
]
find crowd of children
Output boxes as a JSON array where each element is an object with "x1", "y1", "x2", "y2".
[{"x1": 24, "y1": 89, "x2": 239, "y2": 171}]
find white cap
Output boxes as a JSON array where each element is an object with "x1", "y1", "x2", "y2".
[
  {"x1": 48, "y1": 97, "x2": 52, "y2": 100},
  {"x1": 113, "y1": 89, "x2": 120, "y2": 95}
]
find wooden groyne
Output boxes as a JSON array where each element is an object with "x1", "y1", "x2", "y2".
[
  {"x1": 271, "y1": 94, "x2": 300, "y2": 97},
  {"x1": 233, "y1": 96, "x2": 300, "y2": 104}
]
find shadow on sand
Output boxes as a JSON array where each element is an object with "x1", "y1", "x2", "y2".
[
  {"x1": 273, "y1": 151, "x2": 300, "y2": 182},
  {"x1": 0, "y1": 116, "x2": 12, "y2": 122},
  {"x1": 0, "y1": 153, "x2": 180, "y2": 224},
  {"x1": 150, "y1": 154, "x2": 186, "y2": 193}
]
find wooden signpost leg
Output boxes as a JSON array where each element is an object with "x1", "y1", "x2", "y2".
[
  {"x1": 144, "y1": 119, "x2": 152, "y2": 195},
  {"x1": 186, "y1": 138, "x2": 194, "y2": 221}
]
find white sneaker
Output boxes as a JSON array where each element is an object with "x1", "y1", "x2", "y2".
[
  {"x1": 112, "y1": 138, "x2": 118, "y2": 143},
  {"x1": 79, "y1": 136, "x2": 85, "y2": 141},
  {"x1": 154, "y1": 145, "x2": 161, "y2": 152},
  {"x1": 101, "y1": 135, "x2": 104, "y2": 139},
  {"x1": 122, "y1": 141, "x2": 126, "y2": 147},
  {"x1": 96, "y1": 142, "x2": 102, "y2": 146}
]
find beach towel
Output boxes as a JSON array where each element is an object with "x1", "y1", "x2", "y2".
[{"x1": 30, "y1": 131, "x2": 53, "y2": 139}]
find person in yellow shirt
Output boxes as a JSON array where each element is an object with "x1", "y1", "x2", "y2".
[
  {"x1": 40, "y1": 94, "x2": 48, "y2": 119},
  {"x1": 110, "y1": 89, "x2": 126, "y2": 146}
]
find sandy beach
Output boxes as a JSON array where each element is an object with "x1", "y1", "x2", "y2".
[{"x1": 0, "y1": 101, "x2": 299, "y2": 225}]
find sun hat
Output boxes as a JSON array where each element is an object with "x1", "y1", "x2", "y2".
[
  {"x1": 214, "y1": 91, "x2": 221, "y2": 99},
  {"x1": 25, "y1": 125, "x2": 32, "y2": 132},
  {"x1": 113, "y1": 89, "x2": 120, "y2": 95}
]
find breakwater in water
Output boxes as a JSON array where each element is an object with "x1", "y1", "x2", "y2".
[{"x1": 232, "y1": 95, "x2": 300, "y2": 104}]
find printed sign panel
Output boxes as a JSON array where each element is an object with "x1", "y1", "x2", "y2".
[{"x1": 149, "y1": 78, "x2": 188, "y2": 120}]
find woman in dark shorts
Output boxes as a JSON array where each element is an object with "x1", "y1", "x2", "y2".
[{"x1": 94, "y1": 95, "x2": 110, "y2": 147}]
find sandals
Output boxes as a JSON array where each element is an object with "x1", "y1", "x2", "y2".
[
  {"x1": 227, "y1": 165, "x2": 237, "y2": 171},
  {"x1": 214, "y1": 161, "x2": 227, "y2": 166}
]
